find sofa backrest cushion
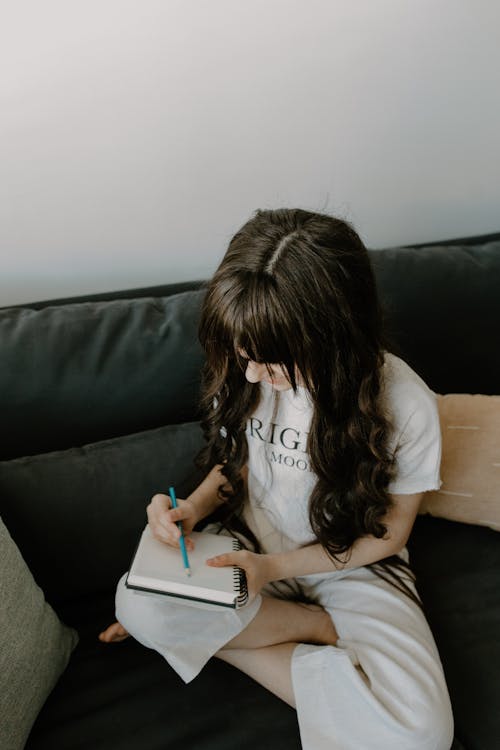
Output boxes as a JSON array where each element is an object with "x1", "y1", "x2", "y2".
[
  {"x1": 1, "y1": 235, "x2": 499, "y2": 463},
  {"x1": 0, "y1": 421, "x2": 205, "y2": 605},
  {"x1": 0, "y1": 289, "x2": 205, "y2": 460},
  {"x1": 370, "y1": 237, "x2": 500, "y2": 396}
]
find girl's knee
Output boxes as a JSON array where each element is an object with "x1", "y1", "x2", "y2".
[
  {"x1": 114, "y1": 572, "x2": 157, "y2": 639},
  {"x1": 406, "y1": 696, "x2": 454, "y2": 750}
]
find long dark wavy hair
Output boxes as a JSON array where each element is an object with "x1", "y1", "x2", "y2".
[{"x1": 197, "y1": 208, "x2": 421, "y2": 607}]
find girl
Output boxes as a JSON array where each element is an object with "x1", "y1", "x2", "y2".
[{"x1": 100, "y1": 208, "x2": 454, "y2": 750}]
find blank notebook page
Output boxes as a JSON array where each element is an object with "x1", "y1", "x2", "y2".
[{"x1": 128, "y1": 526, "x2": 238, "y2": 597}]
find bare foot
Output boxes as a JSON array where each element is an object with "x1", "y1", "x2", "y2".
[{"x1": 98, "y1": 621, "x2": 130, "y2": 643}]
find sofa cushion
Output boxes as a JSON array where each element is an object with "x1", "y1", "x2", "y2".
[
  {"x1": 0, "y1": 422, "x2": 205, "y2": 607},
  {"x1": 0, "y1": 289, "x2": 206, "y2": 461},
  {"x1": 370, "y1": 238, "x2": 500, "y2": 395},
  {"x1": 26, "y1": 625, "x2": 302, "y2": 750},
  {"x1": 0, "y1": 516, "x2": 79, "y2": 750},
  {"x1": 420, "y1": 394, "x2": 500, "y2": 531},
  {"x1": 408, "y1": 515, "x2": 500, "y2": 749}
]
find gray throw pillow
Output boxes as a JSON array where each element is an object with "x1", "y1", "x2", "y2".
[{"x1": 0, "y1": 516, "x2": 79, "y2": 750}]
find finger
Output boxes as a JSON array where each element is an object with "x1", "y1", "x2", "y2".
[
  {"x1": 148, "y1": 520, "x2": 180, "y2": 546},
  {"x1": 156, "y1": 526, "x2": 180, "y2": 547},
  {"x1": 149, "y1": 494, "x2": 185, "y2": 526},
  {"x1": 147, "y1": 506, "x2": 183, "y2": 537},
  {"x1": 165, "y1": 505, "x2": 191, "y2": 524},
  {"x1": 158, "y1": 517, "x2": 193, "y2": 542},
  {"x1": 147, "y1": 518, "x2": 196, "y2": 551},
  {"x1": 149, "y1": 493, "x2": 171, "y2": 512},
  {"x1": 206, "y1": 551, "x2": 241, "y2": 567},
  {"x1": 150, "y1": 498, "x2": 190, "y2": 530},
  {"x1": 147, "y1": 496, "x2": 173, "y2": 532},
  {"x1": 184, "y1": 536, "x2": 195, "y2": 551}
]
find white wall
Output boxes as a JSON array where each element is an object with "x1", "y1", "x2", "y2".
[{"x1": 1, "y1": 0, "x2": 499, "y2": 305}]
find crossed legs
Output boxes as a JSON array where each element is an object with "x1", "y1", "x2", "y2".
[
  {"x1": 215, "y1": 596, "x2": 338, "y2": 707},
  {"x1": 100, "y1": 595, "x2": 338, "y2": 707}
]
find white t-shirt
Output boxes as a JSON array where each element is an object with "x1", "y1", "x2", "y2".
[{"x1": 243, "y1": 353, "x2": 442, "y2": 553}]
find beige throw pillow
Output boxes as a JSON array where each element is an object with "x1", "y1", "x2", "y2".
[{"x1": 419, "y1": 394, "x2": 500, "y2": 531}]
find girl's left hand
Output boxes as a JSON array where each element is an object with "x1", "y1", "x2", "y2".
[{"x1": 206, "y1": 549, "x2": 273, "y2": 603}]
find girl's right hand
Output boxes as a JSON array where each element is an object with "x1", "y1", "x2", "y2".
[{"x1": 146, "y1": 493, "x2": 198, "y2": 551}]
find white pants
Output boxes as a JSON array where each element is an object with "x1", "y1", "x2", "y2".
[{"x1": 115, "y1": 553, "x2": 454, "y2": 750}]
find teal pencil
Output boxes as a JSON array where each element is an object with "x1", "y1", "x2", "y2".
[{"x1": 168, "y1": 486, "x2": 191, "y2": 577}]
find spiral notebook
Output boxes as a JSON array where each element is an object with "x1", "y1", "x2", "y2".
[{"x1": 125, "y1": 526, "x2": 248, "y2": 609}]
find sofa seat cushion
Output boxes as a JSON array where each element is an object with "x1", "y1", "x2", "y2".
[
  {"x1": 408, "y1": 515, "x2": 500, "y2": 749},
  {"x1": 26, "y1": 609, "x2": 301, "y2": 750},
  {"x1": 22, "y1": 515, "x2": 498, "y2": 750},
  {"x1": 0, "y1": 422, "x2": 205, "y2": 607}
]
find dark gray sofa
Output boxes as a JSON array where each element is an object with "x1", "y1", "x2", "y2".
[{"x1": 1, "y1": 232, "x2": 499, "y2": 750}]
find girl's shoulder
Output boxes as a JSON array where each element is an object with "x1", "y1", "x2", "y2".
[
  {"x1": 381, "y1": 352, "x2": 436, "y2": 406},
  {"x1": 381, "y1": 353, "x2": 442, "y2": 494},
  {"x1": 380, "y1": 352, "x2": 440, "y2": 445}
]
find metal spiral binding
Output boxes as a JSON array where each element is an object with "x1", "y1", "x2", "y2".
[{"x1": 232, "y1": 538, "x2": 249, "y2": 607}]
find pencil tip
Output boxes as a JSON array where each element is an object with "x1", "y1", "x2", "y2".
[{"x1": 186, "y1": 568, "x2": 191, "y2": 577}]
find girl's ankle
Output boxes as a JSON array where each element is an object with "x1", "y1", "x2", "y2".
[{"x1": 306, "y1": 605, "x2": 338, "y2": 646}]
